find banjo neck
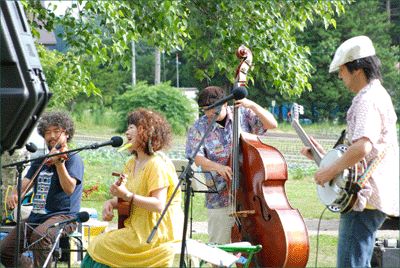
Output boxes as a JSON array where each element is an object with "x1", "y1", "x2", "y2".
[{"x1": 291, "y1": 119, "x2": 323, "y2": 166}]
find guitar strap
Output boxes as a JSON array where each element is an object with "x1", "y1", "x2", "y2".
[
  {"x1": 333, "y1": 129, "x2": 347, "y2": 148},
  {"x1": 356, "y1": 148, "x2": 387, "y2": 188},
  {"x1": 335, "y1": 129, "x2": 386, "y2": 194},
  {"x1": 347, "y1": 148, "x2": 387, "y2": 194}
]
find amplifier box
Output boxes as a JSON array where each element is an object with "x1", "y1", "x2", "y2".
[{"x1": 371, "y1": 239, "x2": 400, "y2": 268}]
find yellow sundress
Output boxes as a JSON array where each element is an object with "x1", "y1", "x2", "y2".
[{"x1": 87, "y1": 153, "x2": 183, "y2": 267}]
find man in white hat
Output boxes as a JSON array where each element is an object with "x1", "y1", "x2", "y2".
[{"x1": 301, "y1": 36, "x2": 399, "y2": 267}]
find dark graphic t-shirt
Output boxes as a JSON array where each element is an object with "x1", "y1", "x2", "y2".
[{"x1": 26, "y1": 153, "x2": 84, "y2": 223}]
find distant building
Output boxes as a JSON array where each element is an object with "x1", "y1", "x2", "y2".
[
  {"x1": 180, "y1": 87, "x2": 198, "y2": 101},
  {"x1": 179, "y1": 87, "x2": 199, "y2": 119},
  {"x1": 37, "y1": 27, "x2": 56, "y2": 48}
]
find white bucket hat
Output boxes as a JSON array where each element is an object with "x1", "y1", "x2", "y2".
[{"x1": 329, "y1": 36, "x2": 376, "y2": 73}]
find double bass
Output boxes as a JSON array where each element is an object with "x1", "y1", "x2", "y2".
[{"x1": 230, "y1": 45, "x2": 309, "y2": 267}]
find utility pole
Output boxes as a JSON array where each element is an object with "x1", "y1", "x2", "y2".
[
  {"x1": 386, "y1": 0, "x2": 391, "y2": 22},
  {"x1": 131, "y1": 41, "x2": 136, "y2": 86},
  {"x1": 176, "y1": 52, "x2": 179, "y2": 88},
  {"x1": 154, "y1": 48, "x2": 161, "y2": 85}
]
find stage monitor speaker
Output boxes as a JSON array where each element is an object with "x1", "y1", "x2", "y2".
[{"x1": 0, "y1": 1, "x2": 51, "y2": 154}]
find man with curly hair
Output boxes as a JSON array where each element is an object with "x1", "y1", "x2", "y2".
[{"x1": 1, "y1": 111, "x2": 84, "y2": 268}]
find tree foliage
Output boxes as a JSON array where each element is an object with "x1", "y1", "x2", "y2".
[
  {"x1": 22, "y1": 0, "x2": 351, "y2": 103},
  {"x1": 113, "y1": 82, "x2": 196, "y2": 135},
  {"x1": 36, "y1": 44, "x2": 99, "y2": 107},
  {"x1": 297, "y1": 0, "x2": 400, "y2": 121},
  {"x1": 183, "y1": 0, "x2": 350, "y2": 97},
  {"x1": 22, "y1": 0, "x2": 190, "y2": 103}
]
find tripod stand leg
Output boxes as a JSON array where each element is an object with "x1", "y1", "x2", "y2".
[{"x1": 43, "y1": 227, "x2": 64, "y2": 268}]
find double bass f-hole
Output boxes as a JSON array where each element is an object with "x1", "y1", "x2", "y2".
[{"x1": 253, "y1": 195, "x2": 271, "y2": 221}]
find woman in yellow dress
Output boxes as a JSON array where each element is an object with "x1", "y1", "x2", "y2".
[{"x1": 81, "y1": 108, "x2": 183, "y2": 267}]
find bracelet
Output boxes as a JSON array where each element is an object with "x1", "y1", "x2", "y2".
[
  {"x1": 125, "y1": 192, "x2": 135, "y2": 203},
  {"x1": 131, "y1": 192, "x2": 135, "y2": 204}
]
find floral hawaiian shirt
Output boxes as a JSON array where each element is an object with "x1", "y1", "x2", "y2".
[{"x1": 185, "y1": 106, "x2": 267, "y2": 209}]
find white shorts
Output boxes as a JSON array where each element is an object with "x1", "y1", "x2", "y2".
[{"x1": 207, "y1": 207, "x2": 235, "y2": 244}]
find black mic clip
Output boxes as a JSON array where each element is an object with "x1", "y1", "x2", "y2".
[{"x1": 204, "y1": 87, "x2": 248, "y2": 111}]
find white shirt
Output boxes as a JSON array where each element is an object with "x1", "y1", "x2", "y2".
[{"x1": 346, "y1": 79, "x2": 399, "y2": 216}]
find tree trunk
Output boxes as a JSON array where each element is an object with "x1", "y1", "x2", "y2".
[
  {"x1": 176, "y1": 52, "x2": 179, "y2": 88},
  {"x1": 154, "y1": 48, "x2": 161, "y2": 85},
  {"x1": 386, "y1": 0, "x2": 391, "y2": 22},
  {"x1": 131, "y1": 41, "x2": 136, "y2": 86}
]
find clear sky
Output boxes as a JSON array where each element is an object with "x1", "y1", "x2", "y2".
[{"x1": 43, "y1": 0, "x2": 79, "y2": 16}]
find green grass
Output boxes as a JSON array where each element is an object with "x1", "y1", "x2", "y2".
[
  {"x1": 276, "y1": 121, "x2": 346, "y2": 137},
  {"x1": 308, "y1": 235, "x2": 338, "y2": 267},
  {"x1": 73, "y1": 108, "x2": 120, "y2": 135},
  {"x1": 172, "y1": 233, "x2": 338, "y2": 268},
  {"x1": 76, "y1": 121, "x2": 344, "y2": 267}
]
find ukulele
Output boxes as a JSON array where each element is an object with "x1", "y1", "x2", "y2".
[{"x1": 111, "y1": 172, "x2": 131, "y2": 229}]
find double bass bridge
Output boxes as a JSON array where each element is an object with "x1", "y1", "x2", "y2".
[{"x1": 229, "y1": 210, "x2": 256, "y2": 218}]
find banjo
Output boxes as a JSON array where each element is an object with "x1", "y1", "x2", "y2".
[{"x1": 290, "y1": 103, "x2": 367, "y2": 213}]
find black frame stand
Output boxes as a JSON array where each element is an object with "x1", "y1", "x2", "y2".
[
  {"x1": 43, "y1": 226, "x2": 64, "y2": 268},
  {"x1": 13, "y1": 161, "x2": 25, "y2": 268},
  {"x1": 147, "y1": 106, "x2": 222, "y2": 268},
  {"x1": 187, "y1": 172, "x2": 218, "y2": 238},
  {"x1": 1, "y1": 142, "x2": 110, "y2": 267}
]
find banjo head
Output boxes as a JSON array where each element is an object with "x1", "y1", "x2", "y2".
[{"x1": 317, "y1": 149, "x2": 348, "y2": 206}]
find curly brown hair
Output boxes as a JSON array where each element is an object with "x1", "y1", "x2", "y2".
[
  {"x1": 37, "y1": 111, "x2": 75, "y2": 142},
  {"x1": 198, "y1": 86, "x2": 226, "y2": 107},
  {"x1": 127, "y1": 108, "x2": 172, "y2": 155}
]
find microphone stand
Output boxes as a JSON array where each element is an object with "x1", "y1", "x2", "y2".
[
  {"x1": 147, "y1": 105, "x2": 223, "y2": 268},
  {"x1": 43, "y1": 225, "x2": 64, "y2": 268},
  {"x1": 1, "y1": 141, "x2": 120, "y2": 266},
  {"x1": 2, "y1": 141, "x2": 118, "y2": 170}
]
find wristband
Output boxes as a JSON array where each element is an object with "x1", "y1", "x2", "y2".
[{"x1": 125, "y1": 192, "x2": 135, "y2": 203}]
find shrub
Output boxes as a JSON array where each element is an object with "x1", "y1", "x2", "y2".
[{"x1": 113, "y1": 81, "x2": 196, "y2": 135}]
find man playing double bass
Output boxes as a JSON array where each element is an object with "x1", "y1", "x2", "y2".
[
  {"x1": 185, "y1": 86, "x2": 277, "y2": 245},
  {"x1": 0, "y1": 111, "x2": 84, "y2": 268}
]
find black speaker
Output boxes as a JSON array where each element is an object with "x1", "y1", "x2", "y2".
[{"x1": 0, "y1": 1, "x2": 51, "y2": 154}]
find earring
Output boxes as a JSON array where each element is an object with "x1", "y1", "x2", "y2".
[{"x1": 147, "y1": 138, "x2": 154, "y2": 154}]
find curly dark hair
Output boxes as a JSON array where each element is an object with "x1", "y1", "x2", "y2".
[
  {"x1": 127, "y1": 108, "x2": 172, "y2": 155},
  {"x1": 198, "y1": 86, "x2": 226, "y2": 107},
  {"x1": 37, "y1": 111, "x2": 75, "y2": 142}
]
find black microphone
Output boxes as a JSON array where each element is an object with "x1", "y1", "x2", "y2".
[
  {"x1": 204, "y1": 87, "x2": 248, "y2": 111},
  {"x1": 25, "y1": 142, "x2": 37, "y2": 153},
  {"x1": 87, "y1": 136, "x2": 123, "y2": 149},
  {"x1": 48, "y1": 211, "x2": 90, "y2": 228}
]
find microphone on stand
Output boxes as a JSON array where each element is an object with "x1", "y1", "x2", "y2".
[
  {"x1": 48, "y1": 211, "x2": 90, "y2": 228},
  {"x1": 87, "y1": 136, "x2": 123, "y2": 149},
  {"x1": 25, "y1": 142, "x2": 38, "y2": 153},
  {"x1": 204, "y1": 87, "x2": 248, "y2": 111}
]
